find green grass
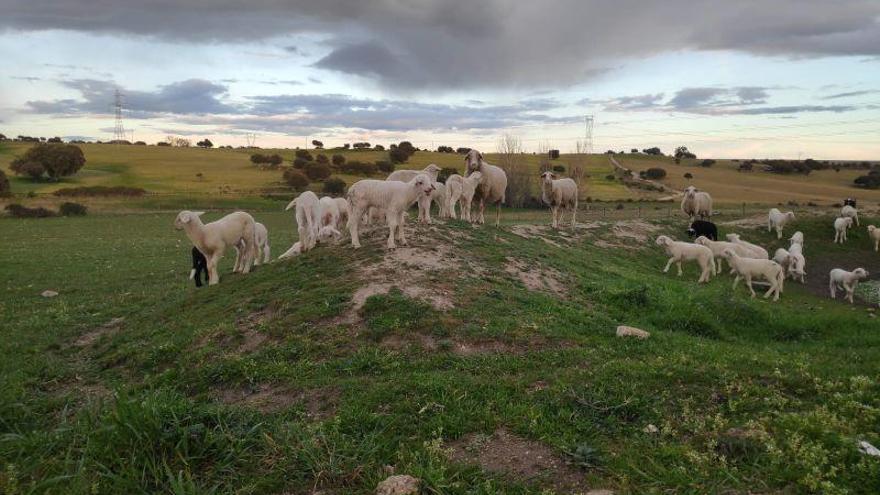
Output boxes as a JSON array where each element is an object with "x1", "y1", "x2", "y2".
[{"x1": 1, "y1": 209, "x2": 880, "y2": 494}]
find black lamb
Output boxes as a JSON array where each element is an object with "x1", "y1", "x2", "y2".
[
  {"x1": 687, "y1": 219, "x2": 717, "y2": 241},
  {"x1": 190, "y1": 247, "x2": 208, "y2": 288}
]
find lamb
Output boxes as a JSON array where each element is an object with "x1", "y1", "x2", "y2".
[
  {"x1": 318, "y1": 196, "x2": 341, "y2": 233},
  {"x1": 464, "y1": 149, "x2": 508, "y2": 226},
  {"x1": 234, "y1": 222, "x2": 270, "y2": 270},
  {"x1": 444, "y1": 174, "x2": 464, "y2": 219},
  {"x1": 829, "y1": 267, "x2": 869, "y2": 304},
  {"x1": 424, "y1": 181, "x2": 447, "y2": 222},
  {"x1": 772, "y1": 247, "x2": 792, "y2": 271},
  {"x1": 722, "y1": 248, "x2": 785, "y2": 301},
  {"x1": 687, "y1": 220, "x2": 717, "y2": 241},
  {"x1": 173, "y1": 210, "x2": 257, "y2": 285},
  {"x1": 834, "y1": 217, "x2": 853, "y2": 243},
  {"x1": 868, "y1": 225, "x2": 880, "y2": 251},
  {"x1": 333, "y1": 197, "x2": 350, "y2": 231},
  {"x1": 694, "y1": 236, "x2": 753, "y2": 273},
  {"x1": 767, "y1": 208, "x2": 796, "y2": 240},
  {"x1": 278, "y1": 241, "x2": 302, "y2": 260},
  {"x1": 680, "y1": 186, "x2": 713, "y2": 220},
  {"x1": 655, "y1": 235, "x2": 716, "y2": 283},
  {"x1": 285, "y1": 191, "x2": 321, "y2": 252},
  {"x1": 540, "y1": 171, "x2": 578, "y2": 229},
  {"x1": 725, "y1": 233, "x2": 769, "y2": 259},
  {"x1": 841, "y1": 204, "x2": 859, "y2": 226},
  {"x1": 457, "y1": 171, "x2": 483, "y2": 223},
  {"x1": 190, "y1": 247, "x2": 208, "y2": 288},
  {"x1": 317, "y1": 225, "x2": 343, "y2": 243},
  {"x1": 772, "y1": 247, "x2": 805, "y2": 283},
  {"x1": 386, "y1": 164, "x2": 442, "y2": 224},
  {"x1": 347, "y1": 174, "x2": 435, "y2": 249},
  {"x1": 789, "y1": 231, "x2": 804, "y2": 249}
]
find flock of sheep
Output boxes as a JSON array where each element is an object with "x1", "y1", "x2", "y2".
[
  {"x1": 172, "y1": 151, "x2": 873, "y2": 307},
  {"x1": 664, "y1": 188, "x2": 874, "y2": 304}
]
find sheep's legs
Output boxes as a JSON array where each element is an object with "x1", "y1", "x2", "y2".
[
  {"x1": 663, "y1": 257, "x2": 675, "y2": 273},
  {"x1": 676, "y1": 261, "x2": 683, "y2": 276},
  {"x1": 745, "y1": 277, "x2": 756, "y2": 298},
  {"x1": 571, "y1": 201, "x2": 578, "y2": 229},
  {"x1": 495, "y1": 201, "x2": 501, "y2": 228},
  {"x1": 386, "y1": 211, "x2": 399, "y2": 249},
  {"x1": 207, "y1": 254, "x2": 221, "y2": 285},
  {"x1": 232, "y1": 246, "x2": 242, "y2": 273},
  {"x1": 349, "y1": 207, "x2": 363, "y2": 248},
  {"x1": 262, "y1": 242, "x2": 271, "y2": 264},
  {"x1": 477, "y1": 200, "x2": 486, "y2": 224},
  {"x1": 845, "y1": 283, "x2": 855, "y2": 303},
  {"x1": 732, "y1": 275, "x2": 741, "y2": 290},
  {"x1": 397, "y1": 211, "x2": 407, "y2": 245}
]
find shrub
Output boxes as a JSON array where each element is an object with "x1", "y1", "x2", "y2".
[
  {"x1": 292, "y1": 158, "x2": 308, "y2": 169},
  {"x1": 305, "y1": 162, "x2": 331, "y2": 181},
  {"x1": 605, "y1": 174, "x2": 615, "y2": 181},
  {"x1": 5, "y1": 204, "x2": 56, "y2": 218},
  {"x1": 674, "y1": 146, "x2": 696, "y2": 160},
  {"x1": 283, "y1": 169, "x2": 309, "y2": 190},
  {"x1": 552, "y1": 164, "x2": 566, "y2": 173},
  {"x1": 373, "y1": 144, "x2": 385, "y2": 151},
  {"x1": 196, "y1": 139, "x2": 213, "y2": 148},
  {"x1": 11, "y1": 161, "x2": 46, "y2": 180},
  {"x1": 640, "y1": 167, "x2": 667, "y2": 179},
  {"x1": 323, "y1": 177, "x2": 346, "y2": 195},
  {"x1": 854, "y1": 173, "x2": 880, "y2": 189},
  {"x1": 332, "y1": 154, "x2": 346, "y2": 166},
  {"x1": 315, "y1": 154, "x2": 329, "y2": 165},
  {"x1": 436, "y1": 145, "x2": 454, "y2": 153},
  {"x1": 156, "y1": 142, "x2": 170, "y2": 147},
  {"x1": 642, "y1": 147, "x2": 663, "y2": 156},
  {"x1": 10, "y1": 143, "x2": 86, "y2": 181},
  {"x1": 53, "y1": 186, "x2": 146, "y2": 197},
  {"x1": 59, "y1": 202, "x2": 87, "y2": 216},
  {"x1": 389, "y1": 147, "x2": 410, "y2": 164},
  {"x1": 294, "y1": 150, "x2": 313, "y2": 161},
  {"x1": 376, "y1": 160, "x2": 394, "y2": 173},
  {"x1": 699, "y1": 159, "x2": 715, "y2": 168},
  {"x1": 684, "y1": 172, "x2": 693, "y2": 180},
  {"x1": 337, "y1": 160, "x2": 377, "y2": 175},
  {"x1": 437, "y1": 167, "x2": 459, "y2": 183},
  {"x1": 0, "y1": 169, "x2": 8, "y2": 195}
]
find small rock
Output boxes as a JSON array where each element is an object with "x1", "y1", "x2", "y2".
[
  {"x1": 41, "y1": 290, "x2": 59, "y2": 298},
  {"x1": 376, "y1": 475, "x2": 420, "y2": 495},
  {"x1": 858, "y1": 440, "x2": 880, "y2": 457},
  {"x1": 643, "y1": 424, "x2": 659, "y2": 434},
  {"x1": 616, "y1": 325, "x2": 649, "y2": 339}
]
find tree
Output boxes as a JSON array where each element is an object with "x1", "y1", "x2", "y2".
[
  {"x1": 674, "y1": 146, "x2": 696, "y2": 160},
  {"x1": 196, "y1": 138, "x2": 213, "y2": 148},
  {"x1": 456, "y1": 147, "x2": 471, "y2": 154},
  {"x1": 10, "y1": 143, "x2": 86, "y2": 181},
  {"x1": 315, "y1": 154, "x2": 329, "y2": 165},
  {"x1": 323, "y1": 177, "x2": 346, "y2": 195},
  {"x1": 642, "y1": 147, "x2": 663, "y2": 156},
  {"x1": 497, "y1": 134, "x2": 530, "y2": 207},
  {"x1": 373, "y1": 144, "x2": 385, "y2": 151},
  {"x1": 352, "y1": 142, "x2": 371, "y2": 150},
  {"x1": 267, "y1": 154, "x2": 283, "y2": 166},
  {"x1": 312, "y1": 139, "x2": 323, "y2": 149},
  {"x1": 437, "y1": 167, "x2": 458, "y2": 183},
  {"x1": 293, "y1": 158, "x2": 308, "y2": 169},
  {"x1": 283, "y1": 169, "x2": 309, "y2": 190},
  {"x1": 0, "y1": 133, "x2": 7, "y2": 141},
  {"x1": 295, "y1": 150, "x2": 313, "y2": 161},
  {"x1": 47, "y1": 136, "x2": 62, "y2": 143},
  {"x1": 437, "y1": 145, "x2": 454, "y2": 153},
  {"x1": 376, "y1": 160, "x2": 394, "y2": 173},
  {"x1": 640, "y1": 167, "x2": 667, "y2": 179},
  {"x1": 630, "y1": 148, "x2": 639, "y2": 153},
  {"x1": 389, "y1": 147, "x2": 410, "y2": 164},
  {"x1": 305, "y1": 162, "x2": 331, "y2": 181},
  {"x1": 398, "y1": 141, "x2": 416, "y2": 156}
]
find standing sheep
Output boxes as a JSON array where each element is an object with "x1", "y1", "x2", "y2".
[
  {"x1": 347, "y1": 174, "x2": 435, "y2": 249},
  {"x1": 680, "y1": 186, "x2": 713, "y2": 220},
  {"x1": 767, "y1": 208, "x2": 796, "y2": 240},
  {"x1": 789, "y1": 231, "x2": 804, "y2": 248},
  {"x1": 234, "y1": 222, "x2": 271, "y2": 270},
  {"x1": 190, "y1": 247, "x2": 208, "y2": 288},
  {"x1": 829, "y1": 268, "x2": 869, "y2": 304},
  {"x1": 834, "y1": 217, "x2": 853, "y2": 244},
  {"x1": 540, "y1": 171, "x2": 578, "y2": 229},
  {"x1": 722, "y1": 249, "x2": 785, "y2": 301},
  {"x1": 174, "y1": 210, "x2": 257, "y2": 285},
  {"x1": 841, "y1": 205, "x2": 859, "y2": 226},
  {"x1": 464, "y1": 149, "x2": 508, "y2": 227},
  {"x1": 655, "y1": 235, "x2": 716, "y2": 283},
  {"x1": 868, "y1": 225, "x2": 880, "y2": 251},
  {"x1": 457, "y1": 171, "x2": 483, "y2": 223},
  {"x1": 445, "y1": 174, "x2": 464, "y2": 219},
  {"x1": 687, "y1": 220, "x2": 717, "y2": 241},
  {"x1": 695, "y1": 235, "x2": 754, "y2": 273},
  {"x1": 725, "y1": 233, "x2": 769, "y2": 259},
  {"x1": 387, "y1": 164, "x2": 442, "y2": 224},
  {"x1": 286, "y1": 191, "x2": 322, "y2": 253}
]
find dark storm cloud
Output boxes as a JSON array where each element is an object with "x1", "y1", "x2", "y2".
[{"x1": 2, "y1": 1, "x2": 878, "y2": 90}]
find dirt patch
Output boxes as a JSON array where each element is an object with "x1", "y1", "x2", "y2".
[
  {"x1": 380, "y1": 334, "x2": 569, "y2": 356},
  {"x1": 447, "y1": 428, "x2": 588, "y2": 493},
  {"x1": 802, "y1": 249, "x2": 880, "y2": 308},
  {"x1": 611, "y1": 220, "x2": 661, "y2": 244},
  {"x1": 74, "y1": 317, "x2": 125, "y2": 347},
  {"x1": 504, "y1": 257, "x2": 567, "y2": 296},
  {"x1": 233, "y1": 307, "x2": 277, "y2": 353},
  {"x1": 719, "y1": 214, "x2": 767, "y2": 229},
  {"x1": 217, "y1": 384, "x2": 339, "y2": 418}
]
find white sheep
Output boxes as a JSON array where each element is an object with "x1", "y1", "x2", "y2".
[
  {"x1": 655, "y1": 235, "x2": 716, "y2": 283},
  {"x1": 722, "y1": 248, "x2": 785, "y2": 301},
  {"x1": 834, "y1": 217, "x2": 853, "y2": 243},
  {"x1": 347, "y1": 174, "x2": 435, "y2": 249},
  {"x1": 464, "y1": 149, "x2": 508, "y2": 226},
  {"x1": 278, "y1": 241, "x2": 302, "y2": 260},
  {"x1": 788, "y1": 251, "x2": 806, "y2": 283},
  {"x1": 773, "y1": 247, "x2": 792, "y2": 271},
  {"x1": 789, "y1": 231, "x2": 804, "y2": 249},
  {"x1": 540, "y1": 171, "x2": 578, "y2": 229},
  {"x1": 680, "y1": 186, "x2": 713, "y2": 220},
  {"x1": 867, "y1": 225, "x2": 880, "y2": 251},
  {"x1": 285, "y1": 191, "x2": 322, "y2": 253},
  {"x1": 174, "y1": 210, "x2": 257, "y2": 285},
  {"x1": 333, "y1": 197, "x2": 350, "y2": 231},
  {"x1": 829, "y1": 267, "x2": 869, "y2": 303},
  {"x1": 694, "y1": 236, "x2": 755, "y2": 273},
  {"x1": 317, "y1": 225, "x2": 343, "y2": 243},
  {"x1": 234, "y1": 221, "x2": 270, "y2": 270},
  {"x1": 841, "y1": 205, "x2": 859, "y2": 226},
  {"x1": 725, "y1": 233, "x2": 769, "y2": 259},
  {"x1": 319, "y1": 196, "x2": 341, "y2": 231},
  {"x1": 457, "y1": 171, "x2": 483, "y2": 223},
  {"x1": 444, "y1": 174, "x2": 464, "y2": 219},
  {"x1": 387, "y1": 164, "x2": 442, "y2": 224},
  {"x1": 423, "y1": 181, "x2": 447, "y2": 222},
  {"x1": 767, "y1": 208, "x2": 796, "y2": 240}
]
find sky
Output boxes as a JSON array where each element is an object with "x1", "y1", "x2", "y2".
[{"x1": 0, "y1": 0, "x2": 878, "y2": 159}]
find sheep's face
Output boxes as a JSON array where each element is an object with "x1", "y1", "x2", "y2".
[
  {"x1": 174, "y1": 210, "x2": 203, "y2": 230},
  {"x1": 655, "y1": 235, "x2": 671, "y2": 246},
  {"x1": 721, "y1": 248, "x2": 735, "y2": 259},
  {"x1": 725, "y1": 233, "x2": 740, "y2": 242},
  {"x1": 464, "y1": 149, "x2": 483, "y2": 174},
  {"x1": 684, "y1": 186, "x2": 697, "y2": 199},
  {"x1": 540, "y1": 171, "x2": 556, "y2": 184},
  {"x1": 694, "y1": 235, "x2": 708, "y2": 245},
  {"x1": 869, "y1": 226, "x2": 877, "y2": 234},
  {"x1": 425, "y1": 164, "x2": 442, "y2": 176},
  {"x1": 787, "y1": 212, "x2": 796, "y2": 221},
  {"x1": 854, "y1": 268, "x2": 869, "y2": 279},
  {"x1": 412, "y1": 175, "x2": 435, "y2": 196},
  {"x1": 317, "y1": 226, "x2": 342, "y2": 243},
  {"x1": 790, "y1": 232, "x2": 804, "y2": 243}
]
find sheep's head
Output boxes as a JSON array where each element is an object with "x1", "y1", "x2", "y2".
[
  {"x1": 853, "y1": 268, "x2": 869, "y2": 279},
  {"x1": 317, "y1": 225, "x2": 342, "y2": 243},
  {"x1": 655, "y1": 235, "x2": 671, "y2": 246},
  {"x1": 468, "y1": 171, "x2": 483, "y2": 182},
  {"x1": 789, "y1": 231, "x2": 804, "y2": 244},
  {"x1": 694, "y1": 235, "x2": 709, "y2": 245},
  {"x1": 725, "y1": 233, "x2": 741, "y2": 242},
  {"x1": 786, "y1": 211, "x2": 796, "y2": 221},
  {"x1": 424, "y1": 163, "x2": 442, "y2": 178},
  {"x1": 464, "y1": 149, "x2": 483, "y2": 174},
  {"x1": 174, "y1": 210, "x2": 204, "y2": 230},
  {"x1": 843, "y1": 217, "x2": 853, "y2": 227},
  {"x1": 721, "y1": 248, "x2": 736, "y2": 259},
  {"x1": 411, "y1": 174, "x2": 436, "y2": 196},
  {"x1": 869, "y1": 225, "x2": 878, "y2": 234},
  {"x1": 684, "y1": 186, "x2": 697, "y2": 199},
  {"x1": 540, "y1": 171, "x2": 556, "y2": 184}
]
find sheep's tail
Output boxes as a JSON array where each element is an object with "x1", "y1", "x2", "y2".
[
  {"x1": 189, "y1": 269, "x2": 196, "y2": 280},
  {"x1": 285, "y1": 199, "x2": 297, "y2": 211}
]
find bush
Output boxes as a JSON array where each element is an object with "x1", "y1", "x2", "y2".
[
  {"x1": 640, "y1": 167, "x2": 667, "y2": 179},
  {"x1": 283, "y1": 169, "x2": 309, "y2": 190},
  {"x1": 549, "y1": 149, "x2": 560, "y2": 159},
  {"x1": 323, "y1": 177, "x2": 346, "y2": 195},
  {"x1": 684, "y1": 172, "x2": 693, "y2": 180},
  {"x1": 59, "y1": 202, "x2": 87, "y2": 216},
  {"x1": 336, "y1": 160, "x2": 377, "y2": 175},
  {"x1": 5, "y1": 204, "x2": 56, "y2": 218},
  {"x1": 376, "y1": 160, "x2": 394, "y2": 173},
  {"x1": 251, "y1": 153, "x2": 282, "y2": 166},
  {"x1": 552, "y1": 165, "x2": 566, "y2": 173},
  {"x1": 388, "y1": 147, "x2": 410, "y2": 164},
  {"x1": 373, "y1": 144, "x2": 385, "y2": 151},
  {"x1": 642, "y1": 147, "x2": 663, "y2": 156},
  {"x1": 332, "y1": 154, "x2": 346, "y2": 166},
  {"x1": 53, "y1": 186, "x2": 146, "y2": 197},
  {"x1": 305, "y1": 162, "x2": 331, "y2": 181},
  {"x1": 699, "y1": 159, "x2": 715, "y2": 168},
  {"x1": 854, "y1": 172, "x2": 880, "y2": 189},
  {"x1": 10, "y1": 161, "x2": 45, "y2": 180},
  {"x1": 292, "y1": 158, "x2": 308, "y2": 169},
  {"x1": 0, "y1": 169, "x2": 8, "y2": 195},
  {"x1": 294, "y1": 150, "x2": 313, "y2": 161},
  {"x1": 315, "y1": 154, "x2": 329, "y2": 165},
  {"x1": 436, "y1": 145, "x2": 454, "y2": 153},
  {"x1": 437, "y1": 167, "x2": 458, "y2": 183},
  {"x1": 12, "y1": 143, "x2": 86, "y2": 180}
]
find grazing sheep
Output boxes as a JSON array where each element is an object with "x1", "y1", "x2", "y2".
[
  {"x1": 829, "y1": 267, "x2": 869, "y2": 303},
  {"x1": 457, "y1": 171, "x2": 483, "y2": 223},
  {"x1": 234, "y1": 222, "x2": 271, "y2": 270},
  {"x1": 319, "y1": 197, "x2": 341, "y2": 232},
  {"x1": 773, "y1": 247, "x2": 792, "y2": 271},
  {"x1": 285, "y1": 191, "x2": 321, "y2": 252},
  {"x1": 722, "y1": 248, "x2": 785, "y2": 301},
  {"x1": 174, "y1": 210, "x2": 257, "y2": 285},
  {"x1": 687, "y1": 220, "x2": 717, "y2": 241},
  {"x1": 317, "y1": 225, "x2": 343, "y2": 243},
  {"x1": 841, "y1": 204, "x2": 859, "y2": 226},
  {"x1": 444, "y1": 174, "x2": 464, "y2": 219},
  {"x1": 347, "y1": 174, "x2": 435, "y2": 249},
  {"x1": 333, "y1": 197, "x2": 350, "y2": 231},
  {"x1": 190, "y1": 247, "x2": 208, "y2": 288},
  {"x1": 680, "y1": 186, "x2": 713, "y2": 220},
  {"x1": 387, "y1": 164, "x2": 443, "y2": 224},
  {"x1": 540, "y1": 171, "x2": 578, "y2": 229},
  {"x1": 725, "y1": 233, "x2": 769, "y2": 259},
  {"x1": 464, "y1": 149, "x2": 508, "y2": 226},
  {"x1": 694, "y1": 236, "x2": 753, "y2": 273},
  {"x1": 788, "y1": 251, "x2": 806, "y2": 283},
  {"x1": 834, "y1": 217, "x2": 853, "y2": 243},
  {"x1": 655, "y1": 235, "x2": 716, "y2": 283},
  {"x1": 767, "y1": 208, "x2": 796, "y2": 240},
  {"x1": 868, "y1": 225, "x2": 880, "y2": 251},
  {"x1": 278, "y1": 241, "x2": 302, "y2": 260}
]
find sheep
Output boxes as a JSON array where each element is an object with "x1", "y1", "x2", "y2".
[
  {"x1": 655, "y1": 235, "x2": 716, "y2": 283},
  {"x1": 423, "y1": 182, "x2": 447, "y2": 222},
  {"x1": 789, "y1": 231, "x2": 804, "y2": 249},
  {"x1": 540, "y1": 171, "x2": 578, "y2": 229},
  {"x1": 457, "y1": 171, "x2": 483, "y2": 223},
  {"x1": 788, "y1": 251, "x2": 806, "y2": 283},
  {"x1": 234, "y1": 222, "x2": 271, "y2": 270},
  {"x1": 773, "y1": 247, "x2": 792, "y2": 271},
  {"x1": 722, "y1": 248, "x2": 785, "y2": 301},
  {"x1": 694, "y1": 236, "x2": 753, "y2": 273},
  {"x1": 680, "y1": 186, "x2": 713, "y2": 220},
  {"x1": 174, "y1": 210, "x2": 257, "y2": 285},
  {"x1": 829, "y1": 267, "x2": 869, "y2": 304},
  {"x1": 687, "y1": 220, "x2": 717, "y2": 241},
  {"x1": 444, "y1": 174, "x2": 464, "y2": 219},
  {"x1": 190, "y1": 247, "x2": 208, "y2": 288},
  {"x1": 725, "y1": 233, "x2": 769, "y2": 259},
  {"x1": 387, "y1": 164, "x2": 442, "y2": 224},
  {"x1": 841, "y1": 204, "x2": 859, "y2": 226},
  {"x1": 464, "y1": 149, "x2": 508, "y2": 226},
  {"x1": 317, "y1": 225, "x2": 343, "y2": 243},
  {"x1": 767, "y1": 208, "x2": 796, "y2": 240},
  {"x1": 278, "y1": 241, "x2": 302, "y2": 260},
  {"x1": 844, "y1": 197, "x2": 857, "y2": 208},
  {"x1": 285, "y1": 191, "x2": 321, "y2": 252},
  {"x1": 319, "y1": 197, "x2": 341, "y2": 232},
  {"x1": 868, "y1": 225, "x2": 880, "y2": 251},
  {"x1": 333, "y1": 197, "x2": 350, "y2": 231},
  {"x1": 347, "y1": 174, "x2": 435, "y2": 249},
  {"x1": 834, "y1": 217, "x2": 853, "y2": 243}
]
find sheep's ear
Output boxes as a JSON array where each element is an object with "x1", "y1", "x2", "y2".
[
  {"x1": 193, "y1": 211, "x2": 205, "y2": 217},
  {"x1": 285, "y1": 199, "x2": 296, "y2": 211}
]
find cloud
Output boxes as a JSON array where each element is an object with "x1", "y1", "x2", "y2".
[
  {"x1": 10, "y1": 76, "x2": 41, "y2": 82},
  {"x1": 2, "y1": 1, "x2": 878, "y2": 90},
  {"x1": 820, "y1": 90, "x2": 880, "y2": 99}
]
